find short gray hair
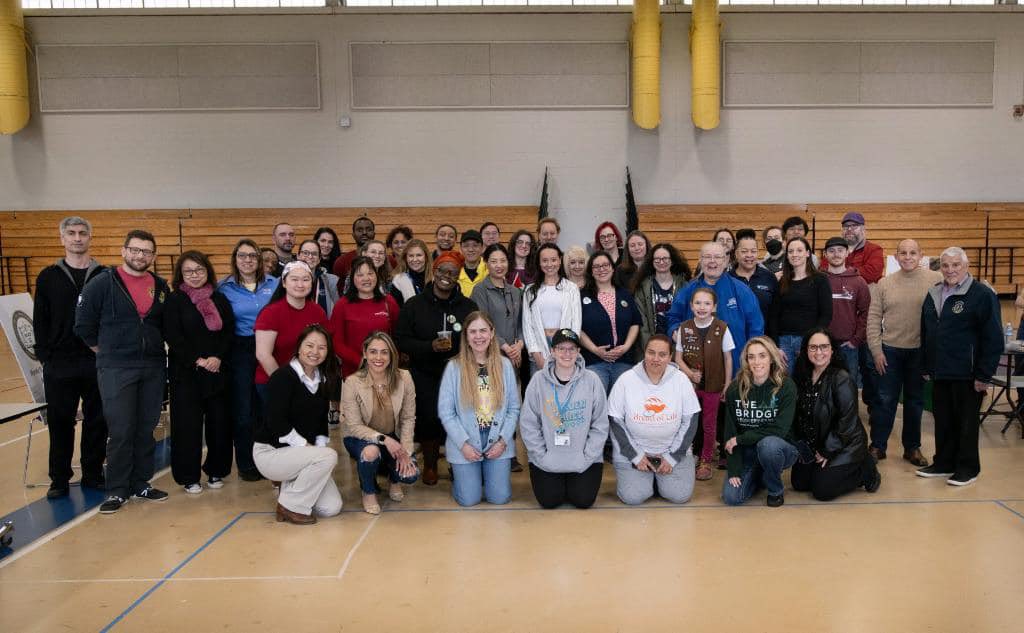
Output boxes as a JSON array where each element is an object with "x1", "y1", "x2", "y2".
[
  {"x1": 59, "y1": 216, "x2": 91, "y2": 234},
  {"x1": 700, "y1": 241, "x2": 726, "y2": 257},
  {"x1": 939, "y1": 246, "x2": 969, "y2": 265}
]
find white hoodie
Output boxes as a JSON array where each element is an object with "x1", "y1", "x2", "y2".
[{"x1": 607, "y1": 362, "x2": 701, "y2": 467}]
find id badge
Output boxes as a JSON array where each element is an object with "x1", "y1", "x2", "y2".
[{"x1": 554, "y1": 434, "x2": 571, "y2": 447}]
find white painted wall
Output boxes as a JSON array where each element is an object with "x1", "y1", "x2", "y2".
[{"x1": 1, "y1": 10, "x2": 1022, "y2": 246}]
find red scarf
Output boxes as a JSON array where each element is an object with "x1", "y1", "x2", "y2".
[{"x1": 180, "y1": 283, "x2": 223, "y2": 331}]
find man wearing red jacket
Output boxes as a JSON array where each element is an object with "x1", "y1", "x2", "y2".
[{"x1": 841, "y1": 212, "x2": 884, "y2": 285}]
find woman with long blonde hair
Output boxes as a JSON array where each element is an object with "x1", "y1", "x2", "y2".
[
  {"x1": 721, "y1": 336, "x2": 799, "y2": 508},
  {"x1": 437, "y1": 311, "x2": 521, "y2": 506}
]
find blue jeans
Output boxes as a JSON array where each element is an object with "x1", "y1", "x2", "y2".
[
  {"x1": 721, "y1": 436, "x2": 798, "y2": 505},
  {"x1": 777, "y1": 335, "x2": 803, "y2": 375},
  {"x1": 587, "y1": 360, "x2": 632, "y2": 395},
  {"x1": 871, "y1": 345, "x2": 924, "y2": 452},
  {"x1": 838, "y1": 344, "x2": 860, "y2": 386},
  {"x1": 343, "y1": 436, "x2": 419, "y2": 494},
  {"x1": 859, "y1": 343, "x2": 879, "y2": 412},
  {"x1": 450, "y1": 429, "x2": 512, "y2": 506},
  {"x1": 229, "y1": 336, "x2": 259, "y2": 474}
]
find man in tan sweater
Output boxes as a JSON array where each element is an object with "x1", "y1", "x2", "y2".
[{"x1": 866, "y1": 239, "x2": 942, "y2": 465}]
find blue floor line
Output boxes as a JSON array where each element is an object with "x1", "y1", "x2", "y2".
[
  {"x1": 0, "y1": 437, "x2": 170, "y2": 561},
  {"x1": 99, "y1": 511, "x2": 247, "y2": 633},
  {"x1": 995, "y1": 500, "x2": 1024, "y2": 522}
]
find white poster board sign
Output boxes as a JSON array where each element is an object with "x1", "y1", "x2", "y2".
[{"x1": 0, "y1": 293, "x2": 46, "y2": 406}]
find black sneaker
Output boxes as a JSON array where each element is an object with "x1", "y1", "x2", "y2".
[
  {"x1": 766, "y1": 494, "x2": 784, "y2": 508},
  {"x1": 916, "y1": 464, "x2": 954, "y2": 478},
  {"x1": 46, "y1": 482, "x2": 70, "y2": 499},
  {"x1": 132, "y1": 487, "x2": 169, "y2": 502},
  {"x1": 99, "y1": 496, "x2": 126, "y2": 514},
  {"x1": 238, "y1": 469, "x2": 264, "y2": 482},
  {"x1": 947, "y1": 473, "x2": 978, "y2": 487},
  {"x1": 864, "y1": 469, "x2": 882, "y2": 493}
]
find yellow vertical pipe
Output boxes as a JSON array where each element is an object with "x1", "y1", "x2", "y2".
[
  {"x1": 690, "y1": 0, "x2": 720, "y2": 130},
  {"x1": 0, "y1": 0, "x2": 29, "y2": 135},
  {"x1": 631, "y1": 0, "x2": 660, "y2": 130}
]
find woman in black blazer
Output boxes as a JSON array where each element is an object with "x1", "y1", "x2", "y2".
[{"x1": 164, "y1": 250, "x2": 235, "y2": 494}]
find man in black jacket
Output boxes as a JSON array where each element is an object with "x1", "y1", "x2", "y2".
[
  {"x1": 917, "y1": 246, "x2": 1002, "y2": 486},
  {"x1": 75, "y1": 230, "x2": 171, "y2": 514},
  {"x1": 33, "y1": 217, "x2": 107, "y2": 499}
]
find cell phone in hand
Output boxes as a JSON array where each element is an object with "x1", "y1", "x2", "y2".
[{"x1": 648, "y1": 456, "x2": 662, "y2": 468}]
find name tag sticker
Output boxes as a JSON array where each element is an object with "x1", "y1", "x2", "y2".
[{"x1": 554, "y1": 435, "x2": 571, "y2": 447}]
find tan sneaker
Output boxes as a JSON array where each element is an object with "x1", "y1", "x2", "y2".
[
  {"x1": 695, "y1": 460, "x2": 714, "y2": 481},
  {"x1": 388, "y1": 483, "x2": 405, "y2": 502}
]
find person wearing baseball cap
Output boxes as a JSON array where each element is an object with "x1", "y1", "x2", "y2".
[
  {"x1": 822, "y1": 236, "x2": 870, "y2": 384},
  {"x1": 840, "y1": 212, "x2": 884, "y2": 285},
  {"x1": 457, "y1": 229, "x2": 488, "y2": 297}
]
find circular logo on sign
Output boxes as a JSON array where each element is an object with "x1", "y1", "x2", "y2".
[
  {"x1": 952, "y1": 300, "x2": 965, "y2": 314},
  {"x1": 12, "y1": 310, "x2": 37, "y2": 362}
]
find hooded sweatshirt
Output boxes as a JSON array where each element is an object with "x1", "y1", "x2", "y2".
[
  {"x1": 825, "y1": 267, "x2": 870, "y2": 346},
  {"x1": 607, "y1": 362, "x2": 701, "y2": 468},
  {"x1": 519, "y1": 355, "x2": 609, "y2": 474}
]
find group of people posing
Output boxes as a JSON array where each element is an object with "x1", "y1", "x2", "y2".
[{"x1": 33, "y1": 211, "x2": 1007, "y2": 524}]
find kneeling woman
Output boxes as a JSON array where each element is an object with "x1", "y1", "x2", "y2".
[
  {"x1": 341, "y1": 332, "x2": 419, "y2": 515},
  {"x1": 438, "y1": 312, "x2": 521, "y2": 506},
  {"x1": 791, "y1": 328, "x2": 881, "y2": 501},
  {"x1": 519, "y1": 328, "x2": 608, "y2": 509},
  {"x1": 722, "y1": 336, "x2": 798, "y2": 508},
  {"x1": 608, "y1": 335, "x2": 702, "y2": 505},
  {"x1": 253, "y1": 325, "x2": 342, "y2": 524}
]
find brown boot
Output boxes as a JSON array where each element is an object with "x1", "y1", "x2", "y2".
[
  {"x1": 902, "y1": 448, "x2": 928, "y2": 467},
  {"x1": 275, "y1": 503, "x2": 316, "y2": 525},
  {"x1": 421, "y1": 439, "x2": 440, "y2": 486}
]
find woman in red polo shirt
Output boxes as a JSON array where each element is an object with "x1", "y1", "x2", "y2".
[
  {"x1": 330, "y1": 256, "x2": 400, "y2": 378},
  {"x1": 254, "y1": 261, "x2": 329, "y2": 408}
]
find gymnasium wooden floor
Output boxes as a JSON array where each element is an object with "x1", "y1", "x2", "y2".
[{"x1": 1, "y1": 337, "x2": 1023, "y2": 632}]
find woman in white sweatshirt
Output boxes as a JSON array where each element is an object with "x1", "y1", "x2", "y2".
[{"x1": 607, "y1": 334, "x2": 702, "y2": 505}]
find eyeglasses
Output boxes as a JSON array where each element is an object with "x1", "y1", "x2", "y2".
[
  {"x1": 701, "y1": 254, "x2": 726, "y2": 261},
  {"x1": 652, "y1": 256, "x2": 671, "y2": 263},
  {"x1": 236, "y1": 252, "x2": 259, "y2": 261},
  {"x1": 592, "y1": 263, "x2": 613, "y2": 271},
  {"x1": 435, "y1": 268, "x2": 458, "y2": 279},
  {"x1": 126, "y1": 246, "x2": 155, "y2": 257},
  {"x1": 599, "y1": 233, "x2": 616, "y2": 240},
  {"x1": 299, "y1": 250, "x2": 320, "y2": 258},
  {"x1": 515, "y1": 239, "x2": 532, "y2": 246},
  {"x1": 808, "y1": 343, "x2": 832, "y2": 353},
  {"x1": 182, "y1": 267, "x2": 206, "y2": 277}
]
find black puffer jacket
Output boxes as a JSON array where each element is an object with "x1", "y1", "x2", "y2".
[{"x1": 795, "y1": 367, "x2": 868, "y2": 468}]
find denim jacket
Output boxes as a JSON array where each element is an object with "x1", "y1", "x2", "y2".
[{"x1": 437, "y1": 356, "x2": 521, "y2": 464}]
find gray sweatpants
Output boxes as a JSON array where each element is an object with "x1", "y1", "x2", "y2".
[
  {"x1": 614, "y1": 453, "x2": 696, "y2": 505},
  {"x1": 253, "y1": 443, "x2": 343, "y2": 517},
  {"x1": 97, "y1": 366, "x2": 165, "y2": 499}
]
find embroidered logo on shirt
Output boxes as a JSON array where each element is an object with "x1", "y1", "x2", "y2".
[
  {"x1": 952, "y1": 300, "x2": 965, "y2": 314},
  {"x1": 727, "y1": 298, "x2": 738, "y2": 309}
]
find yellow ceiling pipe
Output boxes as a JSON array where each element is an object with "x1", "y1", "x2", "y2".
[
  {"x1": 0, "y1": 0, "x2": 29, "y2": 135},
  {"x1": 690, "y1": 0, "x2": 720, "y2": 130},
  {"x1": 631, "y1": 0, "x2": 660, "y2": 130}
]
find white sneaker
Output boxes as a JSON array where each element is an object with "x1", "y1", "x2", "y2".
[
  {"x1": 184, "y1": 483, "x2": 203, "y2": 494},
  {"x1": 206, "y1": 477, "x2": 224, "y2": 489}
]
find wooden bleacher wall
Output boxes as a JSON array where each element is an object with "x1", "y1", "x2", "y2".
[
  {"x1": 640, "y1": 203, "x2": 1024, "y2": 295},
  {"x1": 0, "y1": 207, "x2": 538, "y2": 295}
]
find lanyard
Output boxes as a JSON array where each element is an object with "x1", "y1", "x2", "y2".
[{"x1": 551, "y1": 379, "x2": 580, "y2": 432}]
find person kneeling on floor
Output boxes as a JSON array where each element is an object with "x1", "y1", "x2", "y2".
[
  {"x1": 608, "y1": 334, "x2": 702, "y2": 506},
  {"x1": 791, "y1": 328, "x2": 881, "y2": 501},
  {"x1": 520, "y1": 328, "x2": 608, "y2": 509},
  {"x1": 722, "y1": 336, "x2": 798, "y2": 508},
  {"x1": 252, "y1": 325, "x2": 342, "y2": 525}
]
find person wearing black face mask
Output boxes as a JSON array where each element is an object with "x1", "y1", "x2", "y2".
[{"x1": 761, "y1": 225, "x2": 784, "y2": 274}]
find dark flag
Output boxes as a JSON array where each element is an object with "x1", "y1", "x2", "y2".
[
  {"x1": 625, "y1": 167, "x2": 638, "y2": 233},
  {"x1": 538, "y1": 167, "x2": 549, "y2": 220}
]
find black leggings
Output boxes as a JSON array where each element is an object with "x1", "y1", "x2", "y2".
[
  {"x1": 791, "y1": 457, "x2": 875, "y2": 501},
  {"x1": 529, "y1": 462, "x2": 603, "y2": 509}
]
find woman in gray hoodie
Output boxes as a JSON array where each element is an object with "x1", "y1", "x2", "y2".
[{"x1": 519, "y1": 328, "x2": 609, "y2": 509}]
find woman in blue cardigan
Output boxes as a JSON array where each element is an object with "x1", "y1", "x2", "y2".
[
  {"x1": 438, "y1": 311, "x2": 522, "y2": 506},
  {"x1": 579, "y1": 251, "x2": 643, "y2": 394}
]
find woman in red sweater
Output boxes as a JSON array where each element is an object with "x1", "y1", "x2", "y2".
[{"x1": 330, "y1": 256, "x2": 400, "y2": 377}]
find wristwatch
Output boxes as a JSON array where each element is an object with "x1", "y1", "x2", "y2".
[{"x1": 377, "y1": 434, "x2": 387, "y2": 445}]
